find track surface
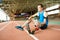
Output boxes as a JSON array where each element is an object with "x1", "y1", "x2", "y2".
[{"x1": 0, "y1": 21, "x2": 60, "y2": 40}]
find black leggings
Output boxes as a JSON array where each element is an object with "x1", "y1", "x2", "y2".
[{"x1": 39, "y1": 24, "x2": 48, "y2": 30}]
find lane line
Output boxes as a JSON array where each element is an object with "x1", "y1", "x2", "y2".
[
  {"x1": 24, "y1": 28, "x2": 39, "y2": 40},
  {"x1": 0, "y1": 22, "x2": 11, "y2": 31},
  {"x1": 0, "y1": 22, "x2": 8, "y2": 28},
  {"x1": 51, "y1": 28, "x2": 60, "y2": 31},
  {"x1": 16, "y1": 22, "x2": 39, "y2": 40}
]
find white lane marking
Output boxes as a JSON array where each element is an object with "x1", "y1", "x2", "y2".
[
  {"x1": 0, "y1": 22, "x2": 8, "y2": 28},
  {"x1": 24, "y1": 28, "x2": 39, "y2": 40},
  {"x1": 16, "y1": 22, "x2": 39, "y2": 40},
  {"x1": 51, "y1": 28, "x2": 60, "y2": 31},
  {"x1": 0, "y1": 22, "x2": 11, "y2": 31}
]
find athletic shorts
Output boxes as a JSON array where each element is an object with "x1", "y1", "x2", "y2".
[
  {"x1": 33, "y1": 19, "x2": 48, "y2": 30},
  {"x1": 39, "y1": 24, "x2": 47, "y2": 30}
]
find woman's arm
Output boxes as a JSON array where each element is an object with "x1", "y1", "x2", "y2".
[
  {"x1": 28, "y1": 13, "x2": 38, "y2": 20},
  {"x1": 43, "y1": 12, "x2": 48, "y2": 24}
]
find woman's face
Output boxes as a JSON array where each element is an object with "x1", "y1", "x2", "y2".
[{"x1": 37, "y1": 5, "x2": 43, "y2": 12}]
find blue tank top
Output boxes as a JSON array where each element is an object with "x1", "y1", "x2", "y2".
[{"x1": 38, "y1": 11, "x2": 48, "y2": 25}]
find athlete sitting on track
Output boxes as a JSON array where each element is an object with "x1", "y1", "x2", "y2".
[{"x1": 16, "y1": 4, "x2": 48, "y2": 34}]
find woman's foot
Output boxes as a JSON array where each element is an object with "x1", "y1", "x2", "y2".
[
  {"x1": 15, "y1": 26, "x2": 24, "y2": 31},
  {"x1": 31, "y1": 30, "x2": 35, "y2": 34}
]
